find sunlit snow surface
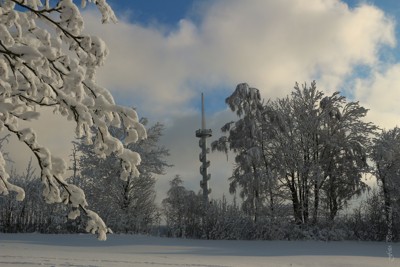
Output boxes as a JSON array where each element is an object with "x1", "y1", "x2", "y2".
[{"x1": 0, "y1": 233, "x2": 398, "y2": 267}]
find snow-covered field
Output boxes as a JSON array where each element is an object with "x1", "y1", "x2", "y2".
[{"x1": 0, "y1": 233, "x2": 398, "y2": 267}]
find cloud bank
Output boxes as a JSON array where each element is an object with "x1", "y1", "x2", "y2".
[{"x1": 84, "y1": 0, "x2": 395, "y2": 118}]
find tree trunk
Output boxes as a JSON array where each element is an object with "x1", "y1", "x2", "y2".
[
  {"x1": 289, "y1": 174, "x2": 302, "y2": 224},
  {"x1": 329, "y1": 199, "x2": 338, "y2": 221},
  {"x1": 269, "y1": 185, "x2": 275, "y2": 217},
  {"x1": 328, "y1": 187, "x2": 338, "y2": 221},
  {"x1": 380, "y1": 172, "x2": 392, "y2": 227},
  {"x1": 252, "y1": 163, "x2": 260, "y2": 223},
  {"x1": 313, "y1": 180, "x2": 319, "y2": 225},
  {"x1": 304, "y1": 182, "x2": 309, "y2": 224}
]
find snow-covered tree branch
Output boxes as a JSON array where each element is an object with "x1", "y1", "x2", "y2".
[
  {"x1": 0, "y1": 0, "x2": 146, "y2": 240},
  {"x1": 76, "y1": 119, "x2": 171, "y2": 233}
]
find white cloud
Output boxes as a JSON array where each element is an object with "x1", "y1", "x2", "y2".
[
  {"x1": 355, "y1": 64, "x2": 400, "y2": 129},
  {"x1": 197, "y1": 0, "x2": 395, "y2": 94},
  {"x1": 83, "y1": 0, "x2": 394, "y2": 118}
]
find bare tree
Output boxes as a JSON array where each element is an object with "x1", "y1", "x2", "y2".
[
  {"x1": 212, "y1": 83, "x2": 274, "y2": 222},
  {"x1": 267, "y1": 82, "x2": 376, "y2": 224},
  {"x1": 76, "y1": 120, "x2": 170, "y2": 233},
  {"x1": 214, "y1": 81, "x2": 376, "y2": 226},
  {"x1": 162, "y1": 175, "x2": 202, "y2": 238},
  {"x1": 371, "y1": 127, "x2": 400, "y2": 238}
]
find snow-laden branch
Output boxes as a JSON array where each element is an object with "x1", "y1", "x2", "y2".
[{"x1": 0, "y1": 0, "x2": 145, "y2": 240}]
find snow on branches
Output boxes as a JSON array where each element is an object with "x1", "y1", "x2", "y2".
[{"x1": 0, "y1": 0, "x2": 146, "y2": 240}]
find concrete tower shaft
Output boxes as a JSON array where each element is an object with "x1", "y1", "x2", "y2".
[{"x1": 195, "y1": 93, "x2": 212, "y2": 206}]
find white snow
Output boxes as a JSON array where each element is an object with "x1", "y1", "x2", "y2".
[{"x1": 0, "y1": 233, "x2": 398, "y2": 267}]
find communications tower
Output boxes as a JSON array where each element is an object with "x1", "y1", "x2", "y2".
[{"x1": 195, "y1": 93, "x2": 212, "y2": 207}]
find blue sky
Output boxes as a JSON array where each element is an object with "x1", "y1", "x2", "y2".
[
  {"x1": 108, "y1": 0, "x2": 198, "y2": 26},
  {"x1": 109, "y1": 0, "x2": 399, "y2": 30},
  {"x1": 107, "y1": 0, "x2": 400, "y2": 41}
]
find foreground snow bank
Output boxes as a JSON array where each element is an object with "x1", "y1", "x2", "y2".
[{"x1": 0, "y1": 233, "x2": 398, "y2": 267}]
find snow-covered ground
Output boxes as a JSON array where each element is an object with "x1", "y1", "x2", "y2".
[{"x1": 0, "y1": 233, "x2": 398, "y2": 267}]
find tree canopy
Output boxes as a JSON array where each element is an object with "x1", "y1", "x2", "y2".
[
  {"x1": 213, "y1": 81, "x2": 377, "y2": 225},
  {"x1": 0, "y1": 0, "x2": 146, "y2": 240}
]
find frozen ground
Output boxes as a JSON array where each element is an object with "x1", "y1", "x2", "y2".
[{"x1": 0, "y1": 233, "x2": 398, "y2": 267}]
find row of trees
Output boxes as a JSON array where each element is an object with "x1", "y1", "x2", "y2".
[
  {"x1": 161, "y1": 81, "x2": 400, "y2": 241},
  {"x1": 162, "y1": 175, "x2": 397, "y2": 241},
  {"x1": 1, "y1": 80, "x2": 399, "y2": 241}
]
